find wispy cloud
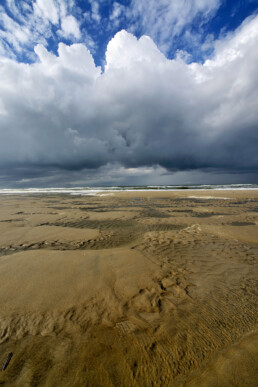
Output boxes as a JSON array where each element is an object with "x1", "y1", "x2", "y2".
[
  {"x1": 33, "y1": 0, "x2": 59, "y2": 25},
  {"x1": 59, "y1": 15, "x2": 81, "y2": 39},
  {"x1": 126, "y1": 0, "x2": 221, "y2": 54},
  {"x1": 0, "y1": 0, "x2": 82, "y2": 60},
  {"x1": 89, "y1": 0, "x2": 101, "y2": 23}
]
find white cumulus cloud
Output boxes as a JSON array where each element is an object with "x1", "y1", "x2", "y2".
[{"x1": 0, "y1": 15, "x2": 257, "y2": 186}]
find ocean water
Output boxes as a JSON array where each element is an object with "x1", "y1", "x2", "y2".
[{"x1": 0, "y1": 184, "x2": 257, "y2": 195}]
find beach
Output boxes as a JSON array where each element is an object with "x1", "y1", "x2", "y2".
[{"x1": 0, "y1": 190, "x2": 257, "y2": 386}]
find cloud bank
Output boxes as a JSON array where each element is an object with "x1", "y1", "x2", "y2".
[{"x1": 0, "y1": 15, "x2": 258, "y2": 186}]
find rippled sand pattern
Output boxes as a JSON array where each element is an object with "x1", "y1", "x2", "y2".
[{"x1": 0, "y1": 191, "x2": 257, "y2": 386}]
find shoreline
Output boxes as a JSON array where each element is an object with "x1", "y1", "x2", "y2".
[
  {"x1": 0, "y1": 186, "x2": 257, "y2": 197},
  {"x1": 0, "y1": 188, "x2": 258, "y2": 197}
]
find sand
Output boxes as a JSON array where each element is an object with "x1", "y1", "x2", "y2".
[{"x1": 0, "y1": 190, "x2": 257, "y2": 386}]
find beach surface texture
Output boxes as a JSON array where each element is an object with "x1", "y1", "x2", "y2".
[{"x1": 0, "y1": 190, "x2": 257, "y2": 386}]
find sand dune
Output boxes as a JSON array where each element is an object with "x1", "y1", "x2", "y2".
[{"x1": 0, "y1": 191, "x2": 257, "y2": 386}]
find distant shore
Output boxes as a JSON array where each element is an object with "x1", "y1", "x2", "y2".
[{"x1": 0, "y1": 183, "x2": 258, "y2": 196}]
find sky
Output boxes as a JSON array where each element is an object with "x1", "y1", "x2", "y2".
[{"x1": 0, "y1": 0, "x2": 258, "y2": 187}]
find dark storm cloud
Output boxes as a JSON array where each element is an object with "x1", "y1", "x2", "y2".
[{"x1": 0, "y1": 16, "x2": 258, "y2": 186}]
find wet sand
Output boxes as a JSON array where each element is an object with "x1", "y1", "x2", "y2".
[{"x1": 0, "y1": 190, "x2": 257, "y2": 386}]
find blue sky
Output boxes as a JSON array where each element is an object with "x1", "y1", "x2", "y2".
[
  {"x1": 1, "y1": 0, "x2": 257, "y2": 66},
  {"x1": 0, "y1": 1, "x2": 258, "y2": 187}
]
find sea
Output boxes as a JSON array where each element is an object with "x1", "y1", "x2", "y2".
[{"x1": 0, "y1": 184, "x2": 257, "y2": 195}]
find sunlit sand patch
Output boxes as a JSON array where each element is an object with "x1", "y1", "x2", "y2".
[
  {"x1": 97, "y1": 193, "x2": 115, "y2": 196},
  {"x1": 188, "y1": 195, "x2": 231, "y2": 199}
]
